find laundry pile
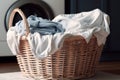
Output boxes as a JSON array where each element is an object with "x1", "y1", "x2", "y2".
[
  {"x1": 7, "y1": 9, "x2": 110, "y2": 59},
  {"x1": 15, "y1": 15, "x2": 65, "y2": 36}
]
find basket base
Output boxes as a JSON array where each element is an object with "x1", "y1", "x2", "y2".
[{"x1": 22, "y1": 72, "x2": 95, "y2": 80}]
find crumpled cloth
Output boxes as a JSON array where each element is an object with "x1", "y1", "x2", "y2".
[
  {"x1": 15, "y1": 15, "x2": 64, "y2": 36},
  {"x1": 52, "y1": 9, "x2": 110, "y2": 45},
  {"x1": 7, "y1": 28, "x2": 68, "y2": 59},
  {"x1": 7, "y1": 9, "x2": 110, "y2": 59}
]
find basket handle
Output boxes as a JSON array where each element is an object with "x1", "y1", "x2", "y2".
[{"x1": 8, "y1": 8, "x2": 30, "y2": 36}]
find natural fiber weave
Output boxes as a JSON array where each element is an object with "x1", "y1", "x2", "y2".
[{"x1": 9, "y1": 8, "x2": 103, "y2": 80}]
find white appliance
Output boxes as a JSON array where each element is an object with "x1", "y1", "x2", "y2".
[{"x1": 0, "y1": 0, "x2": 64, "y2": 56}]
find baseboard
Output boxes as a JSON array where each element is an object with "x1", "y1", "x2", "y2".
[
  {"x1": 100, "y1": 52, "x2": 120, "y2": 61},
  {"x1": 0, "y1": 56, "x2": 17, "y2": 63}
]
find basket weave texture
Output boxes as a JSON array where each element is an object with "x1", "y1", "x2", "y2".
[{"x1": 9, "y1": 8, "x2": 103, "y2": 80}]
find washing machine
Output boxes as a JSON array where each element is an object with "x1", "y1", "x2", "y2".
[{"x1": 0, "y1": 0, "x2": 65, "y2": 56}]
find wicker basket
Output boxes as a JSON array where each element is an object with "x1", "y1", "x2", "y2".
[{"x1": 9, "y1": 8, "x2": 103, "y2": 80}]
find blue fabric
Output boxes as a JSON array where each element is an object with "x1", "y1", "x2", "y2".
[
  {"x1": 15, "y1": 15, "x2": 65, "y2": 35},
  {"x1": 28, "y1": 15, "x2": 65, "y2": 35}
]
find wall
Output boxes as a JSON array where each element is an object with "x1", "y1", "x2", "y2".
[{"x1": 65, "y1": 0, "x2": 120, "y2": 61}]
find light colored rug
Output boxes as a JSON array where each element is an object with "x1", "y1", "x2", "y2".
[
  {"x1": 0, "y1": 72, "x2": 120, "y2": 80},
  {"x1": 82, "y1": 72, "x2": 120, "y2": 80}
]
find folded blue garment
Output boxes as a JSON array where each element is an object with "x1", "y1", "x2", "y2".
[{"x1": 15, "y1": 15, "x2": 65, "y2": 35}]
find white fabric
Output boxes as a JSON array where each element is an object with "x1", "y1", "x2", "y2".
[
  {"x1": 7, "y1": 9, "x2": 110, "y2": 59},
  {"x1": 7, "y1": 29, "x2": 68, "y2": 59},
  {"x1": 52, "y1": 9, "x2": 110, "y2": 45},
  {"x1": 7, "y1": 27, "x2": 20, "y2": 55},
  {"x1": 27, "y1": 32, "x2": 68, "y2": 59}
]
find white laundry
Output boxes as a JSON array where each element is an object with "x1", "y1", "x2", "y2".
[
  {"x1": 7, "y1": 27, "x2": 20, "y2": 55},
  {"x1": 7, "y1": 9, "x2": 110, "y2": 59},
  {"x1": 7, "y1": 29, "x2": 68, "y2": 59},
  {"x1": 26, "y1": 32, "x2": 69, "y2": 59},
  {"x1": 52, "y1": 9, "x2": 110, "y2": 45}
]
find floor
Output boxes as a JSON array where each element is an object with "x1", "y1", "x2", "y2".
[
  {"x1": 0, "y1": 60, "x2": 120, "y2": 80},
  {"x1": 0, "y1": 62, "x2": 20, "y2": 73},
  {"x1": 0, "y1": 61, "x2": 120, "y2": 75},
  {"x1": 97, "y1": 61, "x2": 120, "y2": 75}
]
